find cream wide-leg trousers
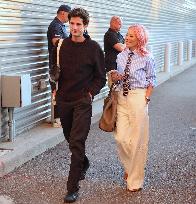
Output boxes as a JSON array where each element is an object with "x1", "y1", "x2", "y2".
[{"x1": 114, "y1": 89, "x2": 149, "y2": 190}]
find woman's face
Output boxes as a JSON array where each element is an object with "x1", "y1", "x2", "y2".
[{"x1": 125, "y1": 28, "x2": 138, "y2": 51}]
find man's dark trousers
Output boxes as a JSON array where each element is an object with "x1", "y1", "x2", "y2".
[{"x1": 57, "y1": 95, "x2": 92, "y2": 193}]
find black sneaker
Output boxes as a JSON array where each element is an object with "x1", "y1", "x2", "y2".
[
  {"x1": 64, "y1": 191, "x2": 79, "y2": 203},
  {"x1": 80, "y1": 155, "x2": 90, "y2": 180}
]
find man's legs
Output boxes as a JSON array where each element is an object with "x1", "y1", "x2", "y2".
[
  {"x1": 58, "y1": 96, "x2": 92, "y2": 199},
  {"x1": 80, "y1": 155, "x2": 90, "y2": 180},
  {"x1": 57, "y1": 100, "x2": 73, "y2": 142},
  {"x1": 67, "y1": 96, "x2": 92, "y2": 193}
]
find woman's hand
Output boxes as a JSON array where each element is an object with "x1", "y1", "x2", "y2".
[
  {"x1": 145, "y1": 84, "x2": 153, "y2": 104},
  {"x1": 145, "y1": 96, "x2": 150, "y2": 104},
  {"x1": 110, "y1": 70, "x2": 123, "y2": 83}
]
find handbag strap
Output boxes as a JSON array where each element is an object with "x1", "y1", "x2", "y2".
[
  {"x1": 49, "y1": 39, "x2": 63, "y2": 89},
  {"x1": 108, "y1": 83, "x2": 116, "y2": 97},
  {"x1": 57, "y1": 39, "x2": 64, "y2": 67}
]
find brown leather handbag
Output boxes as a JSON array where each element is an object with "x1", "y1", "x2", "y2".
[
  {"x1": 99, "y1": 84, "x2": 118, "y2": 132},
  {"x1": 49, "y1": 39, "x2": 63, "y2": 82}
]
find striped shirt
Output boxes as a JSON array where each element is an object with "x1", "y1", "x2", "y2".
[{"x1": 116, "y1": 48, "x2": 156, "y2": 90}]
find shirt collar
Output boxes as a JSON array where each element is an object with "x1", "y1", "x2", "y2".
[
  {"x1": 55, "y1": 17, "x2": 65, "y2": 26},
  {"x1": 125, "y1": 48, "x2": 137, "y2": 55},
  {"x1": 108, "y1": 28, "x2": 118, "y2": 33}
]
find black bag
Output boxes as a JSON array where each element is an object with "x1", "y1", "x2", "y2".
[
  {"x1": 49, "y1": 39, "x2": 63, "y2": 82},
  {"x1": 99, "y1": 84, "x2": 118, "y2": 132}
]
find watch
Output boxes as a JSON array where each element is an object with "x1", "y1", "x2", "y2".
[{"x1": 145, "y1": 97, "x2": 150, "y2": 102}]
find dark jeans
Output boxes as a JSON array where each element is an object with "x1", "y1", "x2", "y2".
[
  {"x1": 53, "y1": 104, "x2": 59, "y2": 119},
  {"x1": 57, "y1": 95, "x2": 92, "y2": 193}
]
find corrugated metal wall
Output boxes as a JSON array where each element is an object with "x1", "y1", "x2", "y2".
[{"x1": 1, "y1": 0, "x2": 196, "y2": 140}]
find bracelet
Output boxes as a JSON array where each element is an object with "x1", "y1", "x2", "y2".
[{"x1": 145, "y1": 97, "x2": 150, "y2": 102}]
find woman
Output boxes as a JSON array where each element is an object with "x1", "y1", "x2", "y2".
[{"x1": 110, "y1": 24, "x2": 156, "y2": 192}]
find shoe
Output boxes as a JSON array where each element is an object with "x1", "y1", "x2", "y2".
[
  {"x1": 123, "y1": 172, "x2": 128, "y2": 180},
  {"x1": 80, "y1": 156, "x2": 90, "y2": 180},
  {"x1": 53, "y1": 118, "x2": 61, "y2": 128},
  {"x1": 64, "y1": 191, "x2": 79, "y2": 203},
  {"x1": 127, "y1": 188, "x2": 142, "y2": 192}
]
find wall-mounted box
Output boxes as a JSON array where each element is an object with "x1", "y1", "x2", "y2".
[{"x1": 1, "y1": 74, "x2": 31, "y2": 107}]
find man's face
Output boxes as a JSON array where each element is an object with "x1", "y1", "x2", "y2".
[
  {"x1": 113, "y1": 18, "x2": 122, "y2": 32},
  {"x1": 61, "y1": 11, "x2": 69, "y2": 23},
  {"x1": 69, "y1": 17, "x2": 87, "y2": 38}
]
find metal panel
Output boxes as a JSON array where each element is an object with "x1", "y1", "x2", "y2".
[
  {"x1": 170, "y1": 42, "x2": 178, "y2": 66},
  {"x1": 0, "y1": 0, "x2": 51, "y2": 139},
  {"x1": 1, "y1": 0, "x2": 196, "y2": 139},
  {"x1": 0, "y1": 75, "x2": 1, "y2": 137},
  {"x1": 193, "y1": 40, "x2": 196, "y2": 57}
]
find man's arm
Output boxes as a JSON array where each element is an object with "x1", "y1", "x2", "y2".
[
  {"x1": 51, "y1": 23, "x2": 67, "y2": 46},
  {"x1": 105, "y1": 31, "x2": 125, "y2": 52},
  {"x1": 113, "y1": 43, "x2": 126, "y2": 52},
  {"x1": 52, "y1": 37, "x2": 60, "y2": 46},
  {"x1": 88, "y1": 45, "x2": 106, "y2": 97}
]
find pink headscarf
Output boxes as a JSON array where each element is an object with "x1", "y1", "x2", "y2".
[{"x1": 129, "y1": 24, "x2": 149, "y2": 56}]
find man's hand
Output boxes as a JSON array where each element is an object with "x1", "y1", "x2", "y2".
[
  {"x1": 52, "y1": 89, "x2": 56, "y2": 96},
  {"x1": 113, "y1": 43, "x2": 126, "y2": 52},
  {"x1": 52, "y1": 90, "x2": 57, "y2": 105},
  {"x1": 52, "y1": 37, "x2": 60, "y2": 46}
]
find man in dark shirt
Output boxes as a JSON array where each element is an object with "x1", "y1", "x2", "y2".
[
  {"x1": 104, "y1": 16, "x2": 125, "y2": 86},
  {"x1": 51, "y1": 8, "x2": 106, "y2": 203},
  {"x1": 47, "y1": 4, "x2": 71, "y2": 127}
]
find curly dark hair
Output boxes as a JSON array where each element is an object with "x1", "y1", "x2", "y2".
[{"x1": 68, "y1": 7, "x2": 89, "y2": 25}]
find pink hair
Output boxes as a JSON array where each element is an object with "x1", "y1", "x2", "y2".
[{"x1": 129, "y1": 24, "x2": 149, "y2": 56}]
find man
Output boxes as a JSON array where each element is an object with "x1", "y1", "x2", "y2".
[
  {"x1": 47, "y1": 4, "x2": 71, "y2": 127},
  {"x1": 51, "y1": 8, "x2": 106, "y2": 203},
  {"x1": 104, "y1": 16, "x2": 126, "y2": 86}
]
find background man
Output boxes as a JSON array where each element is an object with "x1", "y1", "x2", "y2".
[
  {"x1": 51, "y1": 8, "x2": 106, "y2": 203},
  {"x1": 104, "y1": 16, "x2": 126, "y2": 86},
  {"x1": 47, "y1": 4, "x2": 71, "y2": 127}
]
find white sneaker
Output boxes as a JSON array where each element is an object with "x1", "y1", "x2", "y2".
[{"x1": 53, "y1": 118, "x2": 61, "y2": 128}]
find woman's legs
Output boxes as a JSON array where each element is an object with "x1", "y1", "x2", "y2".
[{"x1": 114, "y1": 89, "x2": 149, "y2": 190}]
